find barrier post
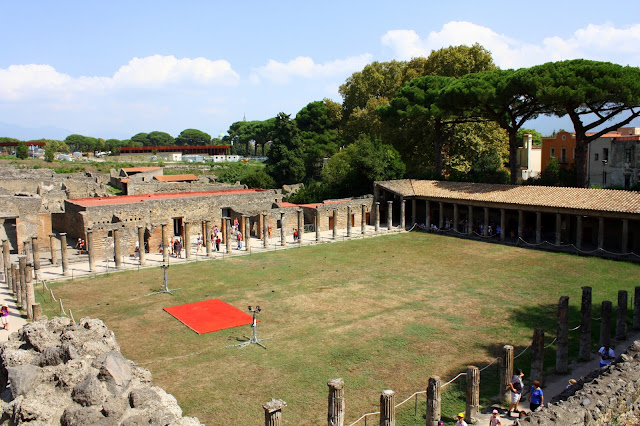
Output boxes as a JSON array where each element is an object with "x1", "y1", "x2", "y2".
[
  {"x1": 579, "y1": 286, "x2": 592, "y2": 361},
  {"x1": 426, "y1": 376, "x2": 441, "y2": 426},
  {"x1": 634, "y1": 286, "x2": 640, "y2": 330},
  {"x1": 379, "y1": 390, "x2": 395, "y2": 426},
  {"x1": 600, "y1": 301, "x2": 612, "y2": 347},
  {"x1": 465, "y1": 366, "x2": 480, "y2": 423},
  {"x1": 25, "y1": 263, "x2": 34, "y2": 319},
  {"x1": 263, "y1": 399, "x2": 286, "y2": 426},
  {"x1": 616, "y1": 290, "x2": 628, "y2": 340},
  {"x1": 500, "y1": 345, "x2": 514, "y2": 404},
  {"x1": 531, "y1": 328, "x2": 545, "y2": 384},
  {"x1": 556, "y1": 296, "x2": 569, "y2": 373},
  {"x1": 327, "y1": 378, "x2": 345, "y2": 426}
]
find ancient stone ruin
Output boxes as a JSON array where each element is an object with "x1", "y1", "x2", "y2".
[
  {"x1": 0, "y1": 317, "x2": 200, "y2": 425},
  {"x1": 521, "y1": 340, "x2": 640, "y2": 425}
]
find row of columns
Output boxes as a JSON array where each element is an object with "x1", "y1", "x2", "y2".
[
  {"x1": 1, "y1": 240, "x2": 40, "y2": 321},
  {"x1": 407, "y1": 198, "x2": 633, "y2": 251}
]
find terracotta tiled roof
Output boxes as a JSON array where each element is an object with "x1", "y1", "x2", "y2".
[
  {"x1": 121, "y1": 167, "x2": 162, "y2": 173},
  {"x1": 154, "y1": 174, "x2": 199, "y2": 182},
  {"x1": 376, "y1": 180, "x2": 640, "y2": 215},
  {"x1": 69, "y1": 189, "x2": 265, "y2": 207}
]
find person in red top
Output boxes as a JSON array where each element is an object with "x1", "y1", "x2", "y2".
[{"x1": 1, "y1": 305, "x2": 9, "y2": 330}]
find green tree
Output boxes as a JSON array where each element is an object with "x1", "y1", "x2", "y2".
[
  {"x1": 242, "y1": 169, "x2": 276, "y2": 189},
  {"x1": 265, "y1": 113, "x2": 306, "y2": 186},
  {"x1": 526, "y1": 59, "x2": 640, "y2": 187},
  {"x1": 321, "y1": 136, "x2": 405, "y2": 198},
  {"x1": 131, "y1": 132, "x2": 149, "y2": 146},
  {"x1": 175, "y1": 129, "x2": 211, "y2": 146},
  {"x1": 147, "y1": 131, "x2": 175, "y2": 146},
  {"x1": 16, "y1": 141, "x2": 29, "y2": 159},
  {"x1": 44, "y1": 146, "x2": 55, "y2": 162},
  {"x1": 517, "y1": 128, "x2": 542, "y2": 147}
]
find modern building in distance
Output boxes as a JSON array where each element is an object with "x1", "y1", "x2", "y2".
[
  {"x1": 541, "y1": 131, "x2": 576, "y2": 172},
  {"x1": 589, "y1": 127, "x2": 640, "y2": 188}
]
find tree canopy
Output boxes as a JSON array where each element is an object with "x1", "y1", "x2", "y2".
[{"x1": 175, "y1": 129, "x2": 211, "y2": 146}]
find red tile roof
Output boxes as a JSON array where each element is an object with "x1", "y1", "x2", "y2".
[
  {"x1": 121, "y1": 167, "x2": 162, "y2": 173},
  {"x1": 154, "y1": 174, "x2": 199, "y2": 182},
  {"x1": 376, "y1": 180, "x2": 640, "y2": 215}
]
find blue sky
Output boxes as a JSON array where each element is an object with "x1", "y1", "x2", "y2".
[{"x1": 1, "y1": 0, "x2": 639, "y2": 140}]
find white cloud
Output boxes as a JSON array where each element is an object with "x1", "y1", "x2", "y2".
[
  {"x1": 251, "y1": 54, "x2": 373, "y2": 84},
  {"x1": 381, "y1": 21, "x2": 640, "y2": 68},
  {"x1": 0, "y1": 55, "x2": 240, "y2": 101}
]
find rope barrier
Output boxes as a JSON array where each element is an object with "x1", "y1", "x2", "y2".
[
  {"x1": 348, "y1": 411, "x2": 379, "y2": 426},
  {"x1": 514, "y1": 345, "x2": 531, "y2": 359},
  {"x1": 479, "y1": 357, "x2": 500, "y2": 372},
  {"x1": 569, "y1": 324, "x2": 581, "y2": 331},
  {"x1": 544, "y1": 337, "x2": 558, "y2": 349},
  {"x1": 516, "y1": 237, "x2": 640, "y2": 258},
  {"x1": 442, "y1": 372, "x2": 467, "y2": 388},
  {"x1": 395, "y1": 390, "x2": 426, "y2": 409}
]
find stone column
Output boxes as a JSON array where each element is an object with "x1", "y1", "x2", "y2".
[
  {"x1": 86, "y1": 229, "x2": 96, "y2": 272},
  {"x1": 598, "y1": 217, "x2": 604, "y2": 250},
  {"x1": 530, "y1": 328, "x2": 544, "y2": 385},
  {"x1": 426, "y1": 200, "x2": 431, "y2": 228},
  {"x1": 622, "y1": 219, "x2": 629, "y2": 253},
  {"x1": 426, "y1": 376, "x2": 441, "y2": 426},
  {"x1": 49, "y1": 234, "x2": 58, "y2": 265},
  {"x1": 438, "y1": 202, "x2": 444, "y2": 230},
  {"x1": 375, "y1": 202, "x2": 380, "y2": 232},
  {"x1": 262, "y1": 399, "x2": 286, "y2": 426},
  {"x1": 517, "y1": 210, "x2": 524, "y2": 239},
  {"x1": 576, "y1": 216, "x2": 583, "y2": 249},
  {"x1": 500, "y1": 345, "x2": 514, "y2": 404},
  {"x1": 226, "y1": 218, "x2": 233, "y2": 252},
  {"x1": 556, "y1": 296, "x2": 569, "y2": 374},
  {"x1": 327, "y1": 378, "x2": 344, "y2": 426},
  {"x1": 600, "y1": 301, "x2": 612, "y2": 347},
  {"x1": 297, "y1": 210, "x2": 303, "y2": 244},
  {"x1": 30, "y1": 236, "x2": 41, "y2": 279},
  {"x1": 113, "y1": 228, "x2": 123, "y2": 268},
  {"x1": 555, "y1": 213, "x2": 562, "y2": 245},
  {"x1": 315, "y1": 209, "x2": 321, "y2": 242},
  {"x1": 244, "y1": 215, "x2": 251, "y2": 250},
  {"x1": 579, "y1": 286, "x2": 592, "y2": 361},
  {"x1": 161, "y1": 224, "x2": 169, "y2": 264},
  {"x1": 616, "y1": 290, "x2": 628, "y2": 340},
  {"x1": 387, "y1": 201, "x2": 393, "y2": 230},
  {"x1": 468, "y1": 206, "x2": 474, "y2": 235},
  {"x1": 400, "y1": 198, "x2": 405, "y2": 230},
  {"x1": 18, "y1": 255, "x2": 27, "y2": 308},
  {"x1": 32, "y1": 303, "x2": 42, "y2": 319},
  {"x1": 483, "y1": 207, "x2": 489, "y2": 236},
  {"x1": 465, "y1": 366, "x2": 480, "y2": 423},
  {"x1": 411, "y1": 199, "x2": 416, "y2": 226},
  {"x1": 280, "y1": 212, "x2": 286, "y2": 246},
  {"x1": 379, "y1": 390, "x2": 395, "y2": 426},
  {"x1": 634, "y1": 286, "x2": 640, "y2": 331},
  {"x1": 346, "y1": 206, "x2": 352, "y2": 237},
  {"x1": 361, "y1": 204, "x2": 366, "y2": 234},
  {"x1": 11, "y1": 264, "x2": 18, "y2": 298},
  {"x1": 25, "y1": 263, "x2": 34, "y2": 319},
  {"x1": 500, "y1": 209, "x2": 506, "y2": 242},
  {"x1": 2, "y1": 240, "x2": 9, "y2": 284},
  {"x1": 204, "y1": 221, "x2": 212, "y2": 257},
  {"x1": 333, "y1": 209, "x2": 338, "y2": 239},
  {"x1": 453, "y1": 204, "x2": 459, "y2": 232},
  {"x1": 263, "y1": 214, "x2": 269, "y2": 248},
  {"x1": 221, "y1": 217, "x2": 226, "y2": 244},
  {"x1": 535, "y1": 211, "x2": 542, "y2": 243},
  {"x1": 60, "y1": 233, "x2": 70, "y2": 276}
]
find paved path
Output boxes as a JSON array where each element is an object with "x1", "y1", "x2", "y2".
[{"x1": 0, "y1": 284, "x2": 27, "y2": 342}]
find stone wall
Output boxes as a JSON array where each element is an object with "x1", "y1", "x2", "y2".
[
  {"x1": 301, "y1": 197, "x2": 374, "y2": 232},
  {"x1": 0, "y1": 317, "x2": 201, "y2": 425},
  {"x1": 521, "y1": 340, "x2": 640, "y2": 425},
  {"x1": 126, "y1": 180, "x2": 245, "y2": 196},
  {"x1": 0, "y1": 195, "x2": 51, "y2": 252}
]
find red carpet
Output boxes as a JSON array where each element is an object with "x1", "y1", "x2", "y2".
[{"x1": 164, "y1": 299, "x2": 255, "y2": 334}]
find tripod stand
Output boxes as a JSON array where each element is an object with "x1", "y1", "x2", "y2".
[
  {"x1": 147, "y1": 263, "x2": 181, "y2": 296},
  {"x1": 227, "y1": 306, "x2": 271, "y2": 349}
]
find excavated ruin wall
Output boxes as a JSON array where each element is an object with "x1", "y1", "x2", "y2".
[
  {"x1": 0, "y1": 317, "x2": 201, "y2": 426},
  {"x1": 521, "y1": 340, "x2": 640, "y2": 425}
]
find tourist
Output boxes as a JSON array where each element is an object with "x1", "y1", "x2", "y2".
[
  {"x1": 176, "y1": 238, "x2": 182, "y2": 258},
  {"x1": 508, "y1": 369, "x2": 524, "y2": 417},
  {"x1": 293, "y1": 228, "x2": 298, "y2": 241},
  {"x1": 598, "y1": 344, "x2": 615, "y2": 367},
  {"x1": 455, "y1": 412, "x2": 467, "y2": 426},
  {"x1": 196, "y1": 233, "x2": 202, "y2": 253},
  {"x1": 529, "y1": 381, "x2": 544, "y2": 412},
  {"x1": 237, "y1": 231, "x2": 242, "y2": 249},
  {"x1": 489, "y1": 409, "x2": 501, "y2": 426},
  {"x1": 1, "y1": 305, "x2": 9, "y2": 330},
  {"x1": 566, "y1": 379, "x2": 577, "y2": 389},
  {"x1": 215, "y1": 235, "x2": 221, "y2": 252}
]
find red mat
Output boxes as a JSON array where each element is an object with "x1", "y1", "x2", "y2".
[{"x1": 164, "y1": 299, "x2": 255, "y2": 334}]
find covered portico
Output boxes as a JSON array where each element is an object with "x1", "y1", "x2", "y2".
[{"x1": 375, "y1": 180, "x2": 640, "y2": 259}]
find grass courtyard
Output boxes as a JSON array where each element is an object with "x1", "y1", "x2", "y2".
[{"x1": 38, "y1": 232, "x2": 640, "y2": 425}]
